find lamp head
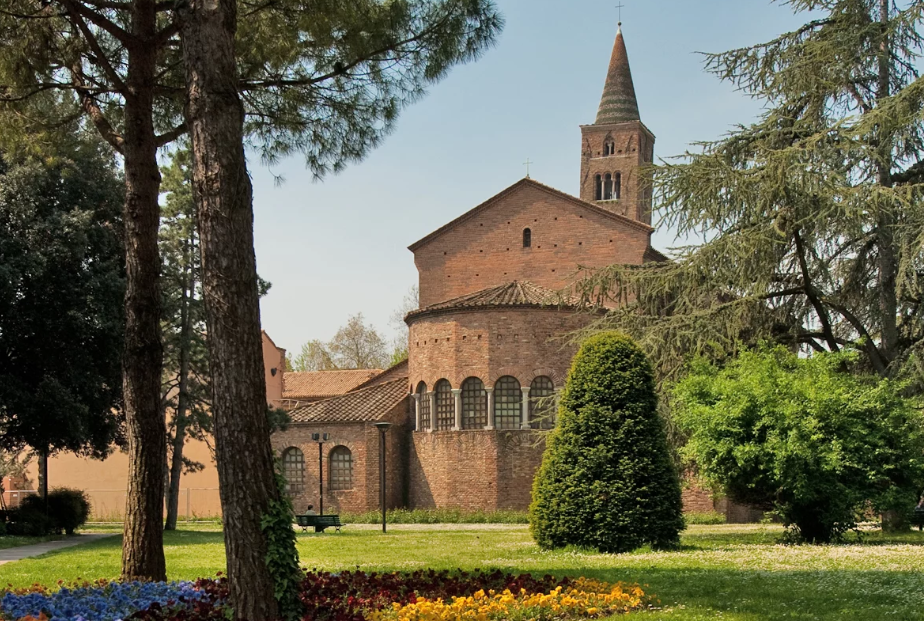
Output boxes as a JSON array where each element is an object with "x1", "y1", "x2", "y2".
[{"x1": 373, "y1": 422, "x2": 392, "y2": 432}]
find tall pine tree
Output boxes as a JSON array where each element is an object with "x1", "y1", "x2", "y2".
[
  {"x1": 576, "y1": 0, "x2": 924, "y2": 383},
  {"x1": 1, "y1": 0, "x2": 502, "y2": 583},
  {"x1": 159, "y1": 147, "x2": 212, "y2": 532}
]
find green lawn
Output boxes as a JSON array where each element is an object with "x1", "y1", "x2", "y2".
[{"x1": 2, "y1": 524, "x2": 924, "y2": 620}]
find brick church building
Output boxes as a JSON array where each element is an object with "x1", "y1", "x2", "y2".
[{"x1": 270, "y1": 24, "x2": 702, "y2": 516}]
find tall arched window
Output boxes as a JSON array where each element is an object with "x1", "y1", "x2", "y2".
[
  {"x1": 603, "y1": 173, "x2": 613, "y2": 200},
  {"x1": 329, "y1": 446, "x2": 353, "y2": 491},
  {"x1": 416, "y1": 381, "x2": 430, "y2": 430},
  {"x1": 530, "y1": 376, "x2": 556, "y2": 429},
  {"x1": 434, "y1": 379, "x2": 454, "y2": 430},
  {"x1": 494, "y1": 376, "x2": 522, "y2": 430},
  {"x1": 594, "y1": 174, "x2": 602, "y2": 200},
  {"x1": 461, "y1": 377, "x2": 487, "y2": 429},
  {"x1": 614, "y1": 172, "x2": 622, "y2": 199},
  {"x1": 282, "y1": 447, "x2": 305, "y2": 495},
  {"x1": 523, "y1": 228, "x2": 531, "y2": 248},
  {"x1": 604, "y1": 139, "x2": 615, "y2": 156}
]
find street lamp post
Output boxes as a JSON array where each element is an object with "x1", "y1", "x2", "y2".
[
  {"x1": 373, "y1": 422, "x2": 392, "y2": 533},
  {"x1": 311, "y1": 432, "x2": 330, "y2": 515}
]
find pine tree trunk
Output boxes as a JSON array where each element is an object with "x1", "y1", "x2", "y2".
[
  {"x1": 165, "y1": 253, "x2": 195, "y2": 531},
  {"x1": 875, "y1": 0, "x2": 898, "y2": 369},
  {"x1": 120, "y1": 0, "x2": 167, "y2": 582},
  {"x1": 180, "y1": 1, "x2": 281, "y2": 617}
]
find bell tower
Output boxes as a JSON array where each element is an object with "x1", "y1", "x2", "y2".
[{"x1": 579, "y1": 24, "x2": 655, "y2": 225}]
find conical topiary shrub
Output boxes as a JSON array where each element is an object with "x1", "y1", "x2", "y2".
[{"x1": 529, "y1": 332, "x2": 684, "y2": 553}]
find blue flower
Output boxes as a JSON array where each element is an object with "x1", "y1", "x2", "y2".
[{"x1": 0, "y1": 580, "x2": 212, "y2": 621}]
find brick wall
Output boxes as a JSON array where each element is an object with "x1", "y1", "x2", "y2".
[
  {"x1": 271, "y1": 398, "x2": 409, "y2": 514},
  {"x1": 496, "y1": 431, "x2": 546, "y2": 509},
  {"x1": 413, "y1": 183, "x2": 652, "y2": 307},
  {"x1": 407, "y1": 307, "x2": 588, "y2": 390},
  {"x1": 578, "y1": 121, "x2": 655, "y2": 225},
  {"x1": 682, "y1": 483, "x2": 764, "y2": 523},
  {"x1": 408, "y1": 429, "x2": 546, "y2": 511},
  {"x1": 409, "y1": 431, "x2": 499, "y2": 509}
]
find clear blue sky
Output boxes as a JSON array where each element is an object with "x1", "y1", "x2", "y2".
[{"x1": 250, "y1": 0, "x2": 807, "y2": 356}]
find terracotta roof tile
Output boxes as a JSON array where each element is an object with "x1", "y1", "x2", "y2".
[
  {"x1": 352, "y1": 359, "x2": 409, "y2": 391},
  {"x1": 288, "y1": 378, "x2": 409, "y2": 424},
  {"x1": 283, "y1": 369, "x2": 382, "y2": 400},
  {"x1": 406, "y1": 281, "x2": 578, "y2": 321}
]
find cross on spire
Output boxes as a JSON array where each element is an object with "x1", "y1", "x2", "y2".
[
  {"x1": 616, "y1": 2, "x2": 624, "y2": 25},
  {"x1": 523, "y1": 158, "x2": 533, "y2": 178}
]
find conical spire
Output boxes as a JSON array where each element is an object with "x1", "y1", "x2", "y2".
[{"x1": 595, "y1": 25, "x2": 640, "y2": 125}]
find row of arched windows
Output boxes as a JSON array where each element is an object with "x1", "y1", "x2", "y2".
[
  {"x1": 414, "y1": 376, "x2": 556, "y2": 431},
  {"x1": 281, "y1": 445, "x2": 353, "y2": 495},
  {"x1": 594, "y1": 172, "x2": 622, "y2": 201}
]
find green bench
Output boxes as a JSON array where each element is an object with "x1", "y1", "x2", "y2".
[{"x1": 295, "y1": 514, "x2": 342, "y2": 533}]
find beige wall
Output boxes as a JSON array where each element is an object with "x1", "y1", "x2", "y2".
[
  {"x1": 262, "y1": 331, "x2": 286, "y2": 406},
  {"x1": 12, "y1": 331, "x2": 286, "y2": 519}
]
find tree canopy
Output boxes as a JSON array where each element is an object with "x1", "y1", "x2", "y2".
[
  {"x1": 0, "y1": 137, "x2": 124, "y2": 457},
  {"x1": 575, "y1": 0, "x2": 924, "y2": 382},
  {"x1": 291, "y1": 313, "x2": 391, "y2": 371}
]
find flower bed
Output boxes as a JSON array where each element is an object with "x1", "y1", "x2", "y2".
[
  {"x1": 0, "y1": 580, "x2": 211, "y2": 621},
  {"x1": 369, "y1": 579, "x2": 647, "y2": 621},
  {"x1": 1, "y1": 571, "x2": 648, "y2": 621}
]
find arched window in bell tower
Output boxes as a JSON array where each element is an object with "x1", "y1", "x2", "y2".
[
  {"x1": 594, "y1": 175, "x2": 602, "y2": 200},
  {"x1": 603, "y1": 173, "x2": 613, "y2": 200},
  {"x1": 604, "y1": 139, "x2": 615, "y2": 156},
  {"x1": 523, "y1": 228, "x2": 531, "y2": 248},
  {"x1": 614, "y1": 172, "x2": 622, "y2": 199}
]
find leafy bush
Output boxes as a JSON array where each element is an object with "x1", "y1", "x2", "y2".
[
  {"x1": 529, "y1": 332, "x2": 684, "y2": 553},
  {"x1": 340, "y1": 508, "x2": 528, "y2": 524},
  {"x1": 47, "y1": 488, "x2": 91, "y2": 535},
  {"x1": 6, "y1": 488, "x2": 90, "y2": 536},
  {"x1": 684, "y1": 511, "x2": 726, "y2": 525},
  {"x1": 672, "y1": 346, "x2": 924, "y2": 543},
  {"x1": 7, "y1": 496, "x2": 53, "y2": 536}
]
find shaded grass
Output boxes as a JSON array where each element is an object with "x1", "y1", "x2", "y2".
[
  {"x1": 1, "y1": 525, "x2": 923, "y2": 620},
  {"x1": 0, "y1": 535, "x2": 63, "y2": 551}
]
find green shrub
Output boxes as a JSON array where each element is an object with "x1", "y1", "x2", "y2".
[
  {"x1": 672, "y1": 346, "x2": 924, "y2": 543},
  {"x1": 684, "y1": 511, "x2": 726, "y2": 525},
  {"x1": 46, "y1": 488, "x2": 91, "y2": 535},
  {"x1": 529, "y1": 332, "x2": 684, "y2": 553},
  {"x1": 9, "y1": 489, "x2": 91, "y2": 536},
  {"x1": 7, "y1": 497, "x2": 52, "y2": 536}
]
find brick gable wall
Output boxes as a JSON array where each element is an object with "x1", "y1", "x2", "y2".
[{"x1": 413, "y1": 184, "x2": 651, "y2": 308}]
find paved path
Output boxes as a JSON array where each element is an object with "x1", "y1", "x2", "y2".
[{"x1": 0, "y1": 534, "x2": 115, "y2": 565}]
